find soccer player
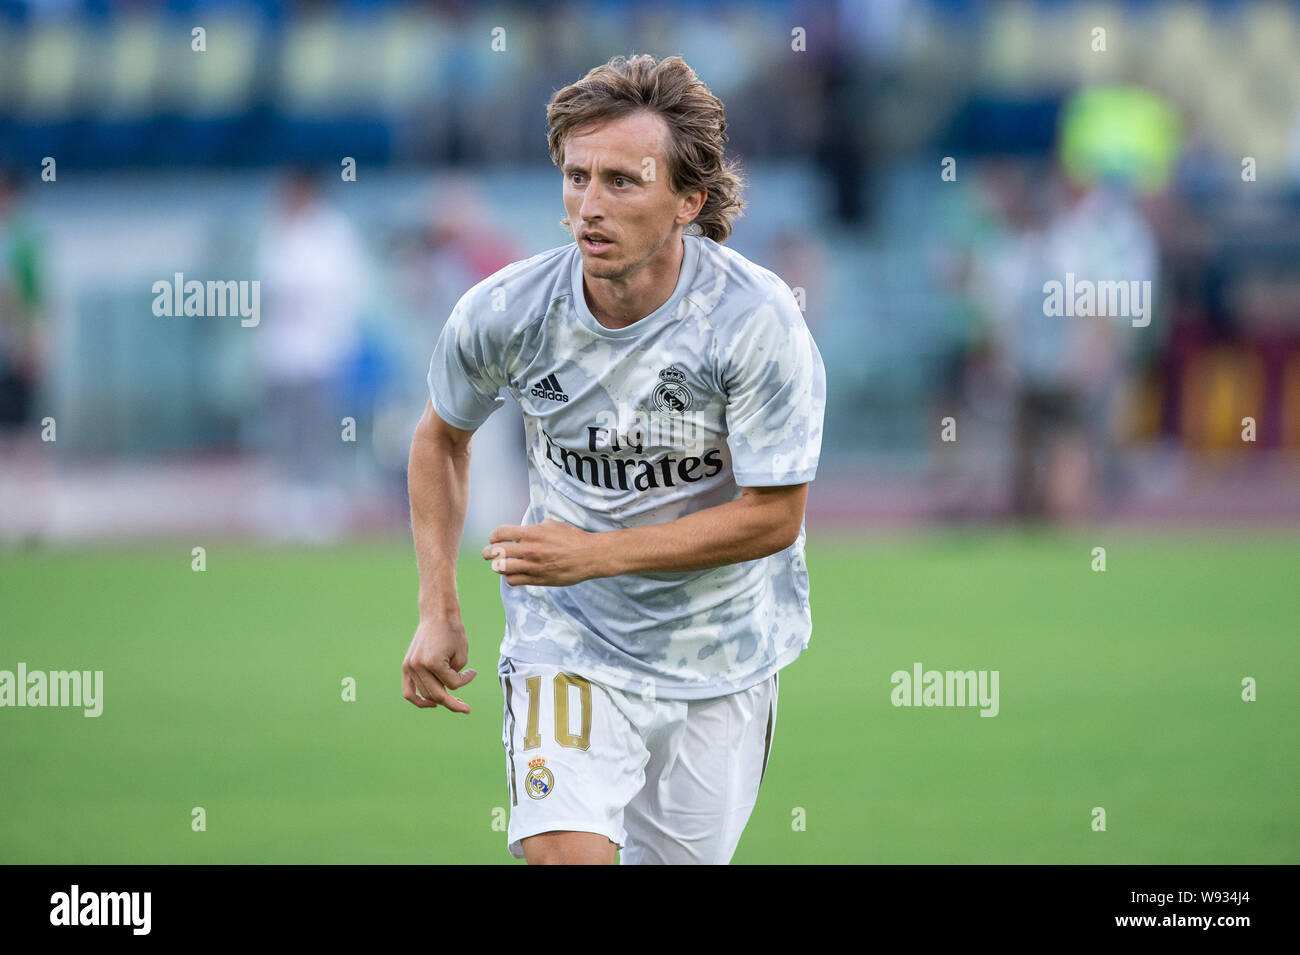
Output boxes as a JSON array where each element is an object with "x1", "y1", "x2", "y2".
[{"x1": 403, "y1": 54, "x2": 826, "y2": 865}]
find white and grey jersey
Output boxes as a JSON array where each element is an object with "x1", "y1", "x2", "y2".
[{"x1": 427, "y1": 233, "x2": 826, "y2": 700}]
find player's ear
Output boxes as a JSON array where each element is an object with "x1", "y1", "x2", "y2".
[{"x1": 677, "y1": 187, "x2": 706, "y2": 225}]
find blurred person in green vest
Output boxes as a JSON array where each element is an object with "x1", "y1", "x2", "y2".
[{"x1": 0, "y1": 167, "x2": 51, "y2": 546}]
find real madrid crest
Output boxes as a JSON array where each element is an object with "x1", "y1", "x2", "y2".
[
  {"x1": 652, "y1": 365, "x2": 693, "y2": 416},
  {"x1": 525, "y1": 757, "x2": 554, "y2": 800}
]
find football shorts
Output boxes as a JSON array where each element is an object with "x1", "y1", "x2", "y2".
[{"x1": 498, "y1": 654, "x2": 779, "y2": 864}]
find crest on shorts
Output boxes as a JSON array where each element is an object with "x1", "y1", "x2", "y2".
[
  {"x1": 652, "y1": 366, "x2": 693, "y2": 416},
  {"x1": 525, "y1": 757, "x2": 554, "y2": 800}
]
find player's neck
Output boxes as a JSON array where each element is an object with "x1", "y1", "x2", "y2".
[{"x1": 583, "y1": 233, "x2": 684, "y2": 331}]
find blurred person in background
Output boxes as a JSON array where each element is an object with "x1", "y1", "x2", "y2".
[
  {"x1": 928, "y1": 158, "x2": 1037, "y2": 520},
  {"x1": 1007, "y1": 168, "x2": 1156, "y2": 521},
  {"x1": 254, "y1": 167, "x2": 368, "y2": 540},
  {"x1": 404, "y1": 176, "x2": 528, "y2": 541},
  {"x1": 982, "y1": 164, "x2": 1159, "y2": 522},
  {"x1": 0, "y1": 168, "x2": 50, "y2": 546},
  {"x1": 967, "y1": 86, "x2": 1168, "y2": 522},
  {"x1": 968, "y1": 161, "x2": 1156, "y2": 522}
]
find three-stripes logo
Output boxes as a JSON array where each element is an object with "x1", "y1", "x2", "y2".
[{"x1": 531, "y1": 373, "x2": 569, "y2": 403}]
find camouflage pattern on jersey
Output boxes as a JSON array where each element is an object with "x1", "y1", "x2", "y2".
[{"x1": 427, "y1": 233, "x2": 826, "y2": 700}]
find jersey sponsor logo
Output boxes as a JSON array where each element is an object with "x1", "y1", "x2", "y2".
[
  {"x1": 541, "y1": 427, "x2": 724, "y2": 492},
  {"x1": 652, "y1": 365, "x2": 693, "y2": 416},
  {"x1": 530, "y1": 373, "x2": 569, "y2": 403},
  {"x1": 525, "y1": 757, "x2": 554, "y2": 799}
]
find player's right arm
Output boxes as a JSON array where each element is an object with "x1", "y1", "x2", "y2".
[{"x1": 402, "y1": 398, "x2": 478, "y2": 714}]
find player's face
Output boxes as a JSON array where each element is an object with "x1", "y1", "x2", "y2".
[{"x1": 562, "y1": 111, "x2": 704, "y2": 282}]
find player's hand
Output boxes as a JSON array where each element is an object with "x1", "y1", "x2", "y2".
[
  {"x1": 482, "y1": 519, "x2": 596, "y2": 587},
  {"x1": 402, "y1": 616, "x2": 477, "y2": 713}
]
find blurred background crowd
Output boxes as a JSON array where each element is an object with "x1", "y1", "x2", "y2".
[{"x1": 1, "y1": 0, "x2": 1299, "y2": 545}]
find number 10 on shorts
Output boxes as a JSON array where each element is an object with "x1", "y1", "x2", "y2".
[{"x1": 523, "y1": 673, "x2": 592, "y2": 751}]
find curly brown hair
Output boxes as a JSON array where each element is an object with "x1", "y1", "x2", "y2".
[{"x1": 546, "y1": 54, "x2": 746, "y2": 244}]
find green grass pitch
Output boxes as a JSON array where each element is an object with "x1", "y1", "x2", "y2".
[{"x1": 1, "y1": 529, "x2": 1296, "y2": 863}]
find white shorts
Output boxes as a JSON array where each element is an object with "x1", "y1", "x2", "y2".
[{"x1": 498, "y1": 654, "x2": 779, "y2": 865}]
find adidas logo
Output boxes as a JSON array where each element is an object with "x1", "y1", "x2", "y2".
[{"x1": 530, "y1": 373, "x2": 570, "y2": 403}]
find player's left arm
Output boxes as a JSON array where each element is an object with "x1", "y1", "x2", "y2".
[{"x1": 482, "y1": 484, "x2": 807, "y2": 585}]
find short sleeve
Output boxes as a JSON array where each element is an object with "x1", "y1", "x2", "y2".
[
  {"x1": 722, "y1": 293, "x2": 826, "y2": 486},
  {"x1": 426, "y1": 294, "x2": 508, "y2": 430}
]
